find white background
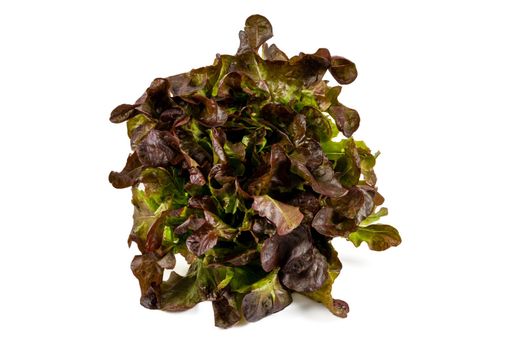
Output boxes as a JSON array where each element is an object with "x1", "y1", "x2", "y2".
[{"x1": 1, "y1": 0, "x2": 523, "y2": 349}]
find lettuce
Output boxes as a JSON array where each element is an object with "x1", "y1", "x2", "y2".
[{"x1": 109, "y1": 14, "x2": 400, "y2": 328}]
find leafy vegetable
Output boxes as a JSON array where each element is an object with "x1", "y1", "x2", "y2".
[
  {"x1": 241, "y1": 269, "x2": 292, "y2": 322},
  {"x1": 348, "y1": 224, "x2": 401, "y2": 251},
  {"x1": 252, "y1": 195, "x2": 304, "y2": 235},
  {"x1": 109, "y1": 14, "x2": 401, "y2": 328}
]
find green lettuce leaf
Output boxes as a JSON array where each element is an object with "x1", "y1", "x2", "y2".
[{"x1": 348, "y1": 224, "x2": 402, "y2": 251}]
